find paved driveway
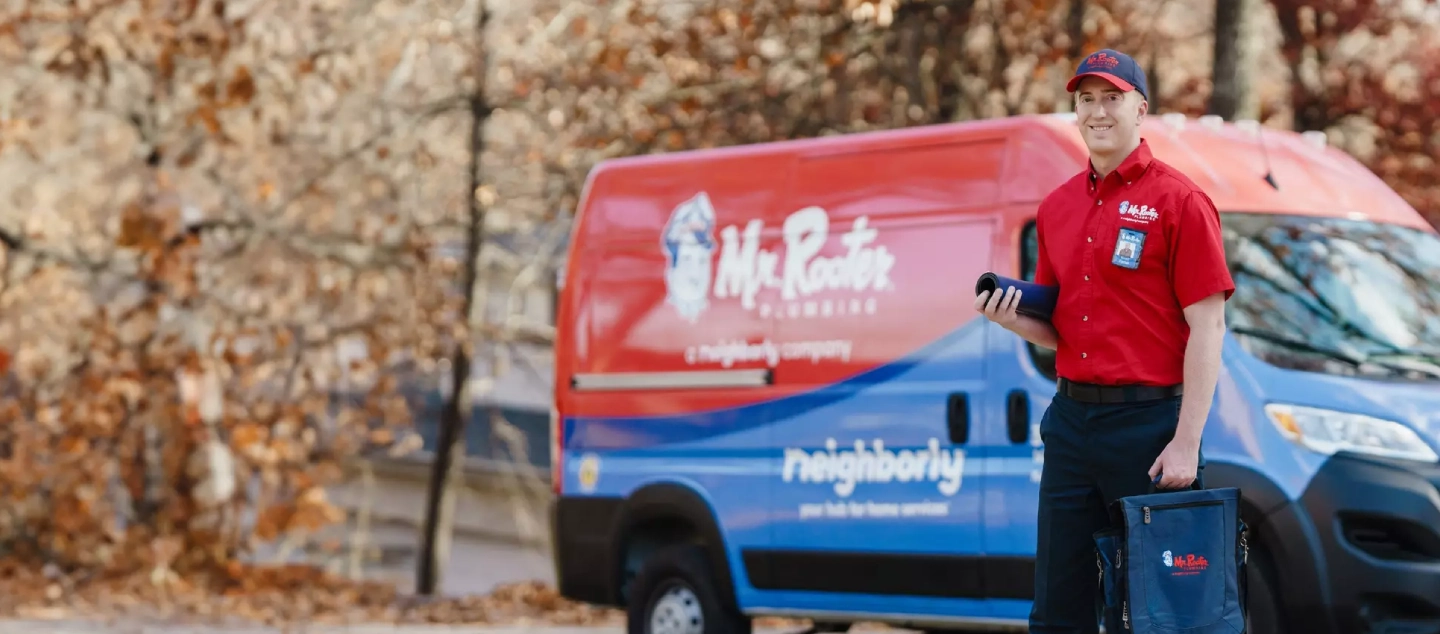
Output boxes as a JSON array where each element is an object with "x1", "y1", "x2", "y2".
[{"x1": 0, "y1": 623, "x2": 817, "y2": 634}]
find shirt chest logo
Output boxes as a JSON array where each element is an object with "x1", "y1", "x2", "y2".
[{"x1": 1118, "y1": 200, "x2": 1159, "y2": 224}]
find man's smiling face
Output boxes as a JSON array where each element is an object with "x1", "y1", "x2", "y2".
[{"x1": 1073, "y1": 75, "x2": 1147, "y2": 156}]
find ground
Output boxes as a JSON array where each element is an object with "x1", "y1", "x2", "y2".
[
  {"x1": 0, "y1": 622, "x2": 823, "y2": 633},
  {"x1": 245, "y1": 517, "x2": 558, "y2": 597},
  {"x1": 0, "y1": 623, "x2": 828, "y2": 633},
  {"x1": 0, "y1": 624, "x2": 602, "y2": 633}
]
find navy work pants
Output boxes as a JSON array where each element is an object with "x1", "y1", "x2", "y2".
[{"x1": 1028, "y1": 392, "x2": 1203, "y2": 634}]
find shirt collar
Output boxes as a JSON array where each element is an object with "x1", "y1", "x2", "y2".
[{"x1": 1087, "y1": 139, "x2": 1153, "y2": 190}]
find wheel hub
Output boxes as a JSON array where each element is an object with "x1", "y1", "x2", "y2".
[{"x1": 649, "y1": 584, "x2": 704, "y2": 634}]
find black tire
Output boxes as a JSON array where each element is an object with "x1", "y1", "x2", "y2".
[
  {"x1": 1245, "y1": 539, "x2": 1286, "y2": 634},
  {"x1": 627, "y1": 543, "x2": 752, "y2": 634}
]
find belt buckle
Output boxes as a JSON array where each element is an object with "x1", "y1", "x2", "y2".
[{"x1": 1102, "y1": 386, "x2": 1122, "y2": 404}]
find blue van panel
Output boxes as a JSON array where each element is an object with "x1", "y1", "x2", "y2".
[{"x1": 557, "y1": 319, "x2": 1440, "y2": 628}]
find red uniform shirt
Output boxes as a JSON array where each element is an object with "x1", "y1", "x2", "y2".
[{"x1": 1033, "y1": 139, "x2": 1235, "y2": 387}]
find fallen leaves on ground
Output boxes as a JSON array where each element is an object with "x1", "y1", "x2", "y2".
[{"x1": 0, "y1": 559, "x2": 624, "y2": 628}]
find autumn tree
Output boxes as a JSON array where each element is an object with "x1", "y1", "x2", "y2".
[
  {"x1": 496, "y1": 0, "x2": 1165, "y2": 219},
  {"x1": 1271, "y1": 0, "x2": 1440, "y2": 228},
  {"x1": 0, "y1": 0, "x2": 491, "y2": 578},
  {"x1": 416, "y1": 0, "x2": 490, "y2": 598}
]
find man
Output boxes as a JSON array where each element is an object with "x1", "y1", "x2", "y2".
[{"x1": 972, "y1": 49, "x2": 1235, "y2": 633}]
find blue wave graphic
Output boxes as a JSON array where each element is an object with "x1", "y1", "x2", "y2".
[{"x1": 565, "y1": 318, "x2": 987, "y2": 450}]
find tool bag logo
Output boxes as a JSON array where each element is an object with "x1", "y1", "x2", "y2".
[{"x1": 1094, "y1": 481, "x2": 1249, "y2": 633}]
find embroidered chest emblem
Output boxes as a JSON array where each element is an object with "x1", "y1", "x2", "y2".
[{"x1": 1118, "y1": 200, "x2": 1159, "y2": 224}]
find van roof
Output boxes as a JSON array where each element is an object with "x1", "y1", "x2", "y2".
[
  {"x1": 1044, "y1": 112, "x2": 1429, "y2": 231},
  {"x1": 585, "y1": 113, "x2": 1432, "y2": 232}
]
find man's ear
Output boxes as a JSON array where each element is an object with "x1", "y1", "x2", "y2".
[{"x1": 1137, "y1": 97, "x2": 1149, "y2": 122}]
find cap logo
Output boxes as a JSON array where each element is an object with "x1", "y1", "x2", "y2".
[{"x1": 1087, "y1": 52, "x2": 1120, "y2": 69}]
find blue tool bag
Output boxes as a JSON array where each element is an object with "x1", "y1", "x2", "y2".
[{"x1": 1094, "y1": 481, "x2": 1249, "y2": 633}]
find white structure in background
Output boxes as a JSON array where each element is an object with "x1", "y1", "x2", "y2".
[{"x1": 413, "y1": 216, "x2": 571, "y2": 477}]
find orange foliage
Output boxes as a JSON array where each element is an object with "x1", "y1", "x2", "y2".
[
  {"x1": 1272, "y1": 0, "x2": 1440, "y2": 230},
  {"x1": 0, "y1": 0, "x2": 463, "y2": 585}
]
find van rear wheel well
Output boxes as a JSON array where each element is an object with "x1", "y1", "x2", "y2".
[
  {"x1": 620, "y1": 516, "x2": 704, "y2": 602},
  {"x1": 613, "y1": 484, "x2": 738, "y2": 611}
]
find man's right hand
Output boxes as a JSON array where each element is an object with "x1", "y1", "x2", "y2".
[{"x1": 974, "y1": 286, "x2": 1023, "y2": 330}]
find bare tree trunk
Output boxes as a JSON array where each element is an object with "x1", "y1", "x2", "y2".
[
  {"x1": 417, "y1": 0, "x2": 490, "y2": 597},
  {"x1": 1209, "y1": 0, "x2": 1259, "y2": 120},
  {"x1": 896, "y1": 10, "x2": 927, "y2": 123},
  {"x1": 1067, "y1": 0, "x2": 1086, "y2": 61},
  {"x1": 1146, "y1": 52, "x2": 1160, "y2": 112}
]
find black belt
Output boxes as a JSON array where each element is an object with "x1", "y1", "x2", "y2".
[{"x1": 1057, "y1": 378, "x2": 1183, "y2": 404}]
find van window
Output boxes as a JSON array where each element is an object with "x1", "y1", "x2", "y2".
[
  {"x1": 1020, "y1": 220, "x2": 1058, "y2": 381},
  {"x1": 1222, "y1": 213, "x2": 1440, "y2": 382}
]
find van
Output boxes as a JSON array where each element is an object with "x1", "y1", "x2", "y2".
[{"x1": 549, "y1": 113, "x2": 1440, "y2": 634}]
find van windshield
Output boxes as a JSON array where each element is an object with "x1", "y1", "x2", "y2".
[{"x1": 1221, "y1": 213, "x2": 1440, "y2": 382}]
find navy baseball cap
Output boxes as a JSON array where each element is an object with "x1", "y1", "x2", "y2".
[{"x1": 1066, "y1": 49, "x2": 1148, "y2": 101}]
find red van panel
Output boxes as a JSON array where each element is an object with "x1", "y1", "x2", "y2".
[
  {"x1": 557, "y1": 130, "x2": 1042, "y2": 421},
  {"x1": 555, "y1": 113, "x2": 1436, "y2": 425},
  {"x1": 560, "y1": 151, "x2": 793, "y2": 419},
  {"x1": 768, "y1": 137, "x2": 1010, "y2": 389}
]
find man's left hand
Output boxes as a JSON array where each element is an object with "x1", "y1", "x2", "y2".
[{"x1": 1148, "y1": 437, "x2": 1200, "y2": 490}]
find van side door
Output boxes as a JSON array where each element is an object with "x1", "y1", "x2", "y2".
[{"x1": 745, "y1": 139, "x2": 1006, "y2": 622}]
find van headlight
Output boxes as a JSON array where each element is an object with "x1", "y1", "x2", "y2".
[{"x1": 1265, "y1": 403, "x2": 1439, "y2": 463}]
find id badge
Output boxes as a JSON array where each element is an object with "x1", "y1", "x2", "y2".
[{"x1": 1112, "y1": 228, "x2": 1146, "y2": 269}]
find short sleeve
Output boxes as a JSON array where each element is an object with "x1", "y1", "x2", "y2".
[
  {"x1": 1034, "y1": 215, "x2": 1058, "y2": 287},
  {"x1": 1169, "y1": 190, "x2": 1235, "y2": 308}
]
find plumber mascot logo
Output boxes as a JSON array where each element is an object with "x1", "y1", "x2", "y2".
[{"x1": 661, "y1": 192, "x2": 719, "y2": 322}]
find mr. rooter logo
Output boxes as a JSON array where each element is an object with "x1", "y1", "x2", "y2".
[
  {"x1": 1087, "y1": 51, "x2": 1121, "y2": 69},
  {"x1": 1162, "y1": 549, "x2": 1209, "y2": 576},
  {"x1": 660, "y1": 191, "x2": 897, "y2": 323}
]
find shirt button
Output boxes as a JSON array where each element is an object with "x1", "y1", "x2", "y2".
[
  {"x1": 1083, "y1": 315, "x2": 1089, "y2": 321},
  {"x1": 1084, "y1": 275, "x2": 1090, "y2": 281},
  {"x1": 1082, "y1": 353, "x2": 1088, "y2": 359},
  {"x1": 1096, "y1": 200, "x2": 1102, "y2": 206},
  {"x1": 1087, "y1": 237, "x2": 1093, "y2": 243}
]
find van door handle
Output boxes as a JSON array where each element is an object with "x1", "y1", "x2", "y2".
[
  {"x1": 1007, "y1": 390, "x2": 1029, "y2": 444},
  {"x1": 947, "y1": 392, "x2": 969, "y2": 444}
]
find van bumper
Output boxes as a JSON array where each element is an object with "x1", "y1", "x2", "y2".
[
  {"x1": 1295, "y1": 452, "x2": 1440, "y2": 633},
  {"x1": 550, "y1": 495, "x2": 623, "y2": 607}
]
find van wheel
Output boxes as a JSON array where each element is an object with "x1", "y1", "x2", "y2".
[
  {"x1": 627, "y1": 543, "x2": 752, "y2": 634},
  {"x1": 1245, "y1": 542, "x2": 1286, "y2": 634}
]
